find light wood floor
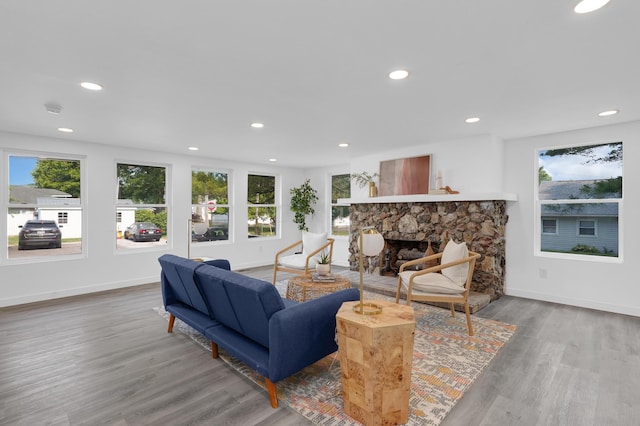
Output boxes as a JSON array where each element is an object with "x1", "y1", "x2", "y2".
[{"x1": 1, "y1": 266, "x2": 638, "y2": 425}]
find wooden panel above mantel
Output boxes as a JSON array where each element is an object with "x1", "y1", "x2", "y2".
[{"x1": 339, "y1": 192, "x2": 517, "y2": 204}]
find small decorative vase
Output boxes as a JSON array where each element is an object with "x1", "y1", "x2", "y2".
[
  {"x1": 368, "y1": 181, "x2": 378, "y2": 197},
  {"x1": 316, "y1": 263, "x2": 331, "y2": 276}
]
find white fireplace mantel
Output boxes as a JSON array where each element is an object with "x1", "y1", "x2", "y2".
[{"x1": 339, "y1": 192, "x2": 517, "y2": 204}]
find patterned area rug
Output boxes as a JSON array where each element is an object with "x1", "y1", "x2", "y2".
[{"x1": 155, "y1": 284, "x2": 515, "y2": 425}]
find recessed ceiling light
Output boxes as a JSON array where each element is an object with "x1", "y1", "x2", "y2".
[
  {"x1": 57, "y1": 127, "x2": 74, "y2": 133},
  {"x1": 389, "y1": 70, "x2": 409, "y2": 80},
  {"x1": 251, "y1": 122, "x2": 264, "y2": 128},
  {"x1": 188, "y1": 146, "x2": 199, "y2": 151},
  {"x1": 338, "y1": 143, "x2": 349, "y2": 148},
  {"x1": 598, "y1": 109, "x2": 619, "y2": 117},
  {"x1": 80, "y1": 81, "x2": 103, "y2": 91},
  {"x1": 574, "y1": 0, "x2": 610, "y2": 14},
  {"x1": 268, "y1": 158, "x2": 277, "y2": 162},
  {"x1": 465, "y1": 117, "x2": 480, "y2": 123}
]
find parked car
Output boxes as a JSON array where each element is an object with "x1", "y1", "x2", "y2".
[
  {"x1": 124, "y1": 222, "x2": 162, "y2": 242},
  {"x1": 192, "y1": 226, "x2": 228, "y2": 242},
  {"x1": 18, "y1": 220, "x2": 62, "y2": 250}
]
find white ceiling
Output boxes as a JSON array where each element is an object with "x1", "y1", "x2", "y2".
[{"x1": 0, "y1": 1, "x2": 638, "y2": 168}]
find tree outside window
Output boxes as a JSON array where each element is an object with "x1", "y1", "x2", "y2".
[
  {"x1": 191, "y1": 169, "x2": 230, "y2": 243},
  {"x1": 7, "y1": 155, "x2": 83, "y2": 259},
  {"x1": 247, "y1": 174, "x2": 276, "y2": 238},
  {"x1": 116, "y1": 163, "x2": 168, "y2": 249},
  {"x1": 331, "y1": 174, "x2": 350, "y2": 236},
  {"x1": 537, "y1": 142, "x2": 622, "y2": 258}
]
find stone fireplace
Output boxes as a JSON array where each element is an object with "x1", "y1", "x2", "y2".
[{"x1": 348, "y1": 199, "x2": 509, "y2": 300}]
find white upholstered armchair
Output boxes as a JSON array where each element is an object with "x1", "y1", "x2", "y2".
[
  {"x1": 395, "y1": 240, "x2": 480, "y2": 336},
  {"x1": 272, "y1": 232, "x2": 334, "y2": 284}
]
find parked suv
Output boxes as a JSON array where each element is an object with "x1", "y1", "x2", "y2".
[{"x1": 18, "y1": 220, "x2": 62, "y2": 250}]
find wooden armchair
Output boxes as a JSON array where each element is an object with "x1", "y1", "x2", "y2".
[
  {"x1": 272, "y1": 232, "x2": 334, "y2": 284},
  {"x1": 395, "y1": 240, "x2": 481, "y2": 336}
]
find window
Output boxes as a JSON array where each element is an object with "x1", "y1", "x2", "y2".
[
  {"x1": 57, "y1": 212, "x2": 68, "y2": 224},
  {"x1": 542, "y1": 218, "x2": 557, "y2": 235},
  {"x1": 116, "y1": 212, "x2": 122, "y2": 223},
  {"x1": 578, "y1": 219, "x2": 596, "y2": 236},
  {"x1": 116, "y1": 163, "x2": 168, "y2": 249},
  {"x1": 7, "y1": 154, "x2": 83, "y2": 259},
  {"x1": 247, "y1": 174, "x2": 277, "y2": 238},
  {"x1": 537, "y1": 142, "x2": 622, "y2": 258},
  {"x1": 191, "y1": 168, "x2": 230, "y2": 243},
  {"x1": 331, "y1": 173, "x2": 350, "y2": 236}
]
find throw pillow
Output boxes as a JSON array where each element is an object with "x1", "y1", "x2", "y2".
[
  {"x1": 302, "y1": 231, "x2": 327, "y2": 256},
  {"x1": 440, "y1": 240, "x2": 469, "y2": 287}
]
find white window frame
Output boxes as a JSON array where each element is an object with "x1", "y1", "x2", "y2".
[
  {"x1": 329, "y1": 172, "x2": 351, "y2": 238},
  {"x1": 191, "y1": 167, "x2": 232, "y2": 245},
  {"x1": 535, "y1": 142, "x2": 622, "y2": 263},
  {"x1": 4, "y1": 150, "x2": 87, "y2": 263},
  {"x1": 115, "y1": 161, "x2": 170, "y2": 253},
  {"x1": 577, "y1": 219, "x2": 597, "y2": 237},
  {"x1": 247, "y1": 173, "x2": 279, "y2": 240},
  {"x1": 541, "y1": 218, "x2": 558, "y2": 235}
]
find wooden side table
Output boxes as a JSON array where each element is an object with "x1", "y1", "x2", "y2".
[
  {"x1": 336, "y1": 300, "x2": 415, "y2": 426},
  {"x1": 286, "y1": 274, "x2": 351, "y2": 302}
]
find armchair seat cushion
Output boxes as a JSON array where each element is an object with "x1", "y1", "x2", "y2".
[
  {"x1": 399, "y1": 270, "x2": 465, "y2": 294},
  {"x1": 278, "y1": 253, "x2": 318, "y2": 269}
]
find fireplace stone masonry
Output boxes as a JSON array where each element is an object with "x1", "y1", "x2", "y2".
[{"x1": 348, "y1": 200, "x2": 508, "y2": 300}]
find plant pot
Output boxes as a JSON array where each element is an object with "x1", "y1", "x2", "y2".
[{"x1": 316, "y1": 263, "x2": 331, "y2": 276}]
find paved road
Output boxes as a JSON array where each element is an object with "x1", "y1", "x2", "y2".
[{"x1": 8, "y1": 238, "x2": 167, "y2": 259}]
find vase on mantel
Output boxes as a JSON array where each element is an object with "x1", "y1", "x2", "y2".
[{"x1": 368, "y1": 181, "x2": 378, "y2": 197}]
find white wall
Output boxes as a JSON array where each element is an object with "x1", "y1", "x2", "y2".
[
  {"x1": 503, "y1": 120, "x2": 639, "y2": 316},
  {"x1": 0, "y1": 131, "x2": 305, "y2": 306},
  {"x1": 349, "y1": 134, "x2": 505, "y2": 197},
  {"x1": 304, "y1": 164, "x2": 351, "y2": 267},
  {"x1": 309, "y1": 135, "x2": 507, "y2": 267}
]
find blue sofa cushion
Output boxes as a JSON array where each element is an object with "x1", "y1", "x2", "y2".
[
  {"x1": 195, "y1": 264, "x2": 285, "y2": 348},
  {"x1": 159, "y1": 254, "x2": 209, "y2": 315}
]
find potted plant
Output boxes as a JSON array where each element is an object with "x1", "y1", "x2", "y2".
[
  {"x1": 351, "y1": 171, "x2": 380, "y2": 197},
  {"x1": 289, "y1": 178, "x2": 318, "y2": 231},
  {"x1": 316, "y1": 251, "x2": 331, "y2": 275}
]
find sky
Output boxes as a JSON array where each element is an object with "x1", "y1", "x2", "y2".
[
  {"x1": 538, "y1": 144, "x2": 623, "y2": 181},
  {"x1": 9, "y1": 156, "x2": 37, "y2": 185},
  {"x1": 8, "y1": 146, "x2": 622, "y2": 186}
]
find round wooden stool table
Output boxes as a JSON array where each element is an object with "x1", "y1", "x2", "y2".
[{"x1": 285, "y1": 274, "x2": 351, "y2": 302}]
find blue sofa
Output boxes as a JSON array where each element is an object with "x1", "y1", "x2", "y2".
[{"x1": 158, "y1": 254, "x2": 359, "y2": 407}]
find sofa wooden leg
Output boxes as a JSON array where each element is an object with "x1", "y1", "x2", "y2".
[
  {"x1": 211, "y1": 342, "x2": 219, "y2": 359},
  {"x1": 167, "y1": 314, "x2": 176, "y2": 333},
  {"x1": 265, "y1": 378, "x2": 278, "y2": 408}
]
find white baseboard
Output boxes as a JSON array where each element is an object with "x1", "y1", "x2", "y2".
[
  {"x1": 0, "y1": 276, "x2": 158, "y2": 308},
  {"x1": 506, "y1": 288, "x2": 640, "y2": 317}
]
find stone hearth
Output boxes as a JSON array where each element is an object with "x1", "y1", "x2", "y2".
[{"x1": 348, "y1": 200, "x2": 508, "y2": 301}]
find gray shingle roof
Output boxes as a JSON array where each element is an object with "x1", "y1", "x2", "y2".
[
  {"x1": 9, "y1": 185, "x2": 71, "y2": 204},
  {"x1": 539, "y1": 180, "x2": 619, "y2": 217}
]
